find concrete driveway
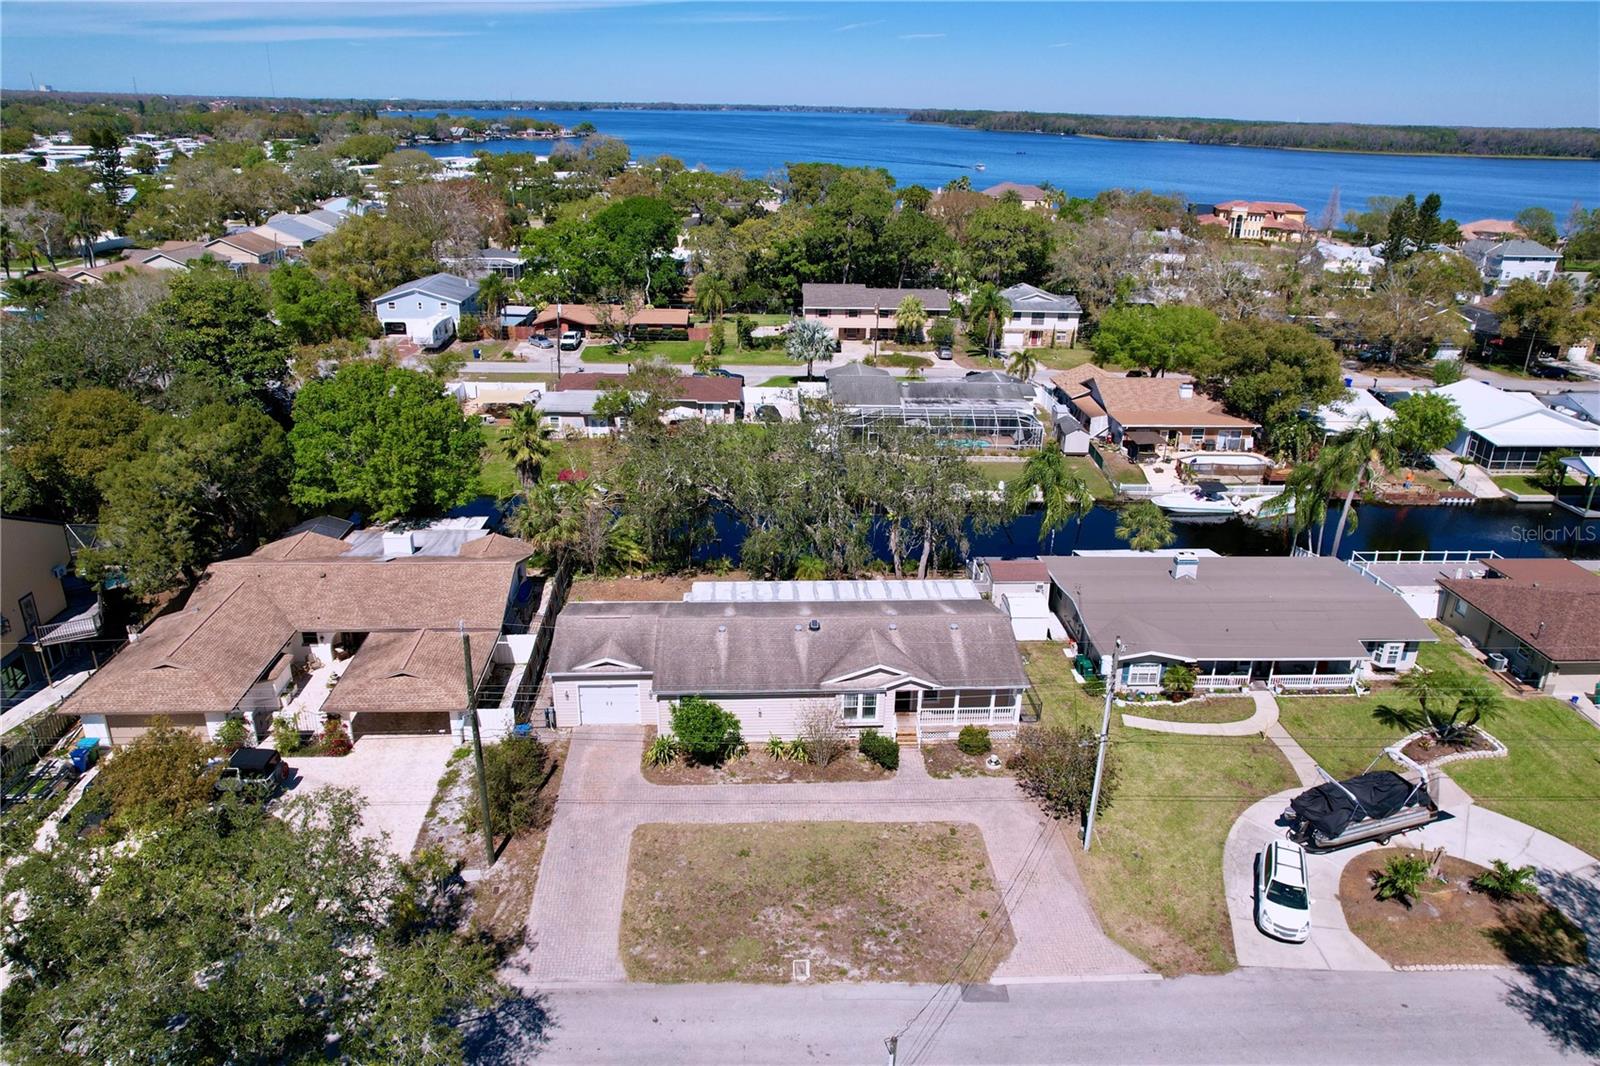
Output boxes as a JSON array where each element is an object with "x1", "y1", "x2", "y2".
[
  {"x1": 284, "y1": 734, "x2": 457, "y2": 858},
  {"x1": 510, "y1": 726, "x2": 1146, "y2": 986}
]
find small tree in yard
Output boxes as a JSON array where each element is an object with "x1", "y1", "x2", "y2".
[
  {"x1": 1161, "y1": 664, "x2": 1196, "y2": 701},
  {"x1": 1472, "y1": 859, "x2": 1540, "y2": 901},
  {"x1": 1535, "y1": 449, "x2": 1575, "y2": 494},
  {"x1": 215, "y1": 716, "x2": 249, "y2": 752},
  {"x1": 1372, "y1": 851, "x2": 1432, "y2": 906},
  {"x1": 671, "y1": 696, "x2": 744, "y2": 765},
  {"x1": 797, "y1": 701, "x2": 849, "y2": 767},
  {"x1": 784, "y1": 318, "x2": 834, "y2": 379},
  {"x1": 91, "y1": 719, "x2": 220, "y2": 833},
  {"x1": 1012, "y1": 723, "x2": 1115, "y2": 826},
  {"x1": 463, "y1": 733, "x2": 549, "y2": 836},
  {"x1": 957, "y1": 725, "x2": 992, "y2": 756},
  {"x1": 1388, "y1": 668, "x2": 1502, "y2": 745}
]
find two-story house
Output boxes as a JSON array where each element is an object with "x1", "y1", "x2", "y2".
[
  {"x1": 1196, "y1": 200, "x2": 1309, "y2": 242},
  {"x1": 999, "y1": 283, "x2": 1083, "y2": 350},
  {"x1": 801, "y1": 284, "x2": 953, "y2": 342},
  {"x1": 1463, "y1": 238, "x2": 1562, "y2": 291},
  {"x1": 373, "y1": 273, "x2": 480, "y2": 348}
]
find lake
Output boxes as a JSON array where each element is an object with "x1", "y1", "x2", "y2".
[{"x1": 407, "y1": 108, "x2": 1600, "y2": 221}]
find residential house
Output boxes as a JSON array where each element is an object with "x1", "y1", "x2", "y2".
[
  {"x1": 999, "y1": 283, "x2": 1083, "y2": 350},
  {"x1": 1, "y1": 516, "x2": 103, "y2": 708},
  {"x1": 203, "y1": 231, "x2": 287, "y2": 268},
  {"x1": 60, "y1": 524, "x2": 543, "y2": 745},
  {"x1": 1541, "y1": 391, "x2": 1600, "y2": 425},
  {"x1": 1196, "y1": 200, "x2": 1310, "y2": 241},
  {"x1": 981, "y1": 182, "x2": 1054, "y2": 210},
  {"x1": 1050, "y1": 365, "x2": 1259, "y2": 456},
  {"x1": 1458, "y1": 219, "x2": 1524, "y2": 242},
  {"x1": 1313, "y1": 388, "x2": 1396, "y2": 436},
  {"x1": 1313, "y1": 239, "x2": 1384, "y2": 283},
  {"x1": 1436, "y1": 558, "x2": 1599, "y2": 695},
  {"x1": 1043, "y1": 552, "x2": 1437, "y2": 694},
  {"x1": 544, "y1": 580, "x2": 1030, "y2": 745},
  {"x1": 968, "y1": 558, "x2": 1067, "y2": 641},
  {"x1": 825, "y1": 364, "x2": 1056, "y2": 450},
  {"x1": 252, "y1": 210, "x2": 339, "y2": 249},
  {"x1": 373, "y1": 272, "x2": 479, "y2": 348},
  {"x1": 524, "y1": 304, "x2": 690, "y2": 341},
  {"x1": 137, "y1": 241, "x2": 212, "y2": 270},
  {"x1": 59, "y1": 260, "x2": 158, "y2": 286},
  {"x1": 801, "y1": 284, "x2": 953, "y2": 342},
  {"x1": 1463, "y1": 238, "x2": 1561, "y2": 290},
  {"x1": 1431, "y1": 379, "x2": 1598, "y2": 472},
  {"x1": 535, "y1": 372, "x2": 743, "y2": 435}
]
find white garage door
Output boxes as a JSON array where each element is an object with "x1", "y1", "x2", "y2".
[{"x1": 577, "y1": 682, "x2": 640, "y2": 724}]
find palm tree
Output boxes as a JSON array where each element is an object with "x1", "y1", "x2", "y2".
[
  {"x1": 965, "y1": 283, "x2": 1011, "y2": 361},
  {"x1": 500, "y1": 405, "x2": 553, "y2": 492},
  {"x1": 693, "y1": 274, "x2": 732, "y2": 323},
  {"x1": 1115, "y1": 500, "x2": 1177, "y2": 552},
  {"x1": 5, "y1": 274, "x2": 62, "y2": 313},
  {"x1": 1534, "y1": 448, "x2": 1575, "y2": 494},
  {"x1": 1006, "y1": 446, "x2": 1095, "y2": 552},
  {"x1": 784, "y1": 318, "x2": 834, "y2": 380},
  {"x1": 1007, "y1": 348, "x2": 1040, "y2": 382},
  {"x1": 0, "y1": 219, "x2": 13, "y2": 278},
  {"x1": 1280, "y1": 456, "x2": 1336, "y2": 554},
  {"x1": 1319, "y1": 420, "x2": 1401, "y2": 559},
  {"x1": 895, "y1": 295, "x2": 926, "y2": 343},
  {"x1": 476, "y1": 274, "x2": 511, "y2": 339}
]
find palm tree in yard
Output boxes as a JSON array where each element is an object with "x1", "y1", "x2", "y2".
[
  {"x1": 895, "y1": 295, "x2": 926, "y2": 343},
  {"x1": 1534, "y1": 448, "x2": 1575, "y2": 494},
  {"x1": 966, "y1": 283, "x2": 1011, "y2": 361},
  {"x1": 693, "y1": 274, "x2": 732, "y2": 323},
  {"x1": 1007, "y1": 446, "x2": 1095, "y2": 552},
  {"x1": 1115, "y1": 500, "x2": 1176, "y2": 552},
  {"x1": 1007, "y1": 348, "x2": 1040, "y2": 382},
  {"x1": 476, "y1": 274, "x2": 511, "y2": 339},
  {"x1": 1317, "y1": 419, "x2": 1401, "y2": 559},
  {"x1": 784, "y1": 318, "x2": 835, "y2": 380},
  {"x1": 500, "y1": 405, "x2": 553, "y2": 491}
]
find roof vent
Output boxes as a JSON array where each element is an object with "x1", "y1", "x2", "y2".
[
  {"x1": 382, "y1": 530, "x2": 418, "y2": 557},
  {"x1": 888, "y1": 622, "x2": 898, "y2": 630},
  {"x1": 717, "y1": 624, "x2": 727, "y2": 633},
  {"x1": 1172, "y1": 550, "x2": 1200, "y2": 581},
  {"x1": 949, "y1": 622, "x2": 959, "y2": 630},
  {"x1": 808, "y1": 619, "x2": 821, "y2": 632},
  {"x1": 1178, "y1": 381, "x2": 1195, "y2": 400}
]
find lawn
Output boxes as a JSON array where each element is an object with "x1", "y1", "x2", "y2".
[
  {"x1": 757, "y1": 375, "x2": 801, "y2": 387},
  {"x1": 970, "y1": 456, "x2": 1112, "y2": 499},
  {"x1": 1120, "y1": 698, "x2": 1259, "y2": 724},
  {"x1": 1491, "y1": 473, "x2": 1564, "y2": 496},
  {"x1": 478, "y1": 424, "x2": 519, "y2": 499},
  {"x1": 579, "y1": 322, "x2": 791, "y2": 367},
  {"x1": 1021, "y1": 643, "x2": 1295, "y2": 974},
  {"x1": 619, "y1": 821, "x2": 1014, "y2": 983},
  {"x1": 1276, "y1": 623, "x2": 1600, "y2": 859}
]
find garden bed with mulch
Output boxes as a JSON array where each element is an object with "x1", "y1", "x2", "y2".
[
  {"x1": 1340, "y1": 848, "x2": 1587, "y2": 968},
  {"x1": 922, "y1": 739, "x2": 1017, "y2": 779},
  {"x1": 640, "y1": 730, "x2": 891, "y2": 785},
  {"x1": 1399, "y1": 728, "x2": 1502, "y2": 766},
  {"x1": 620, "y1": 821, "x2": 1013, "y2": 982}
]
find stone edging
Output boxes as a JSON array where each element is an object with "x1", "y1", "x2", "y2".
[
  {"x1": 1393, "y1": 963, "x2": 1511, "y2": 972},
  {"x1": 1398, "y1": 725, "x2": 1508, "y2": 768}
]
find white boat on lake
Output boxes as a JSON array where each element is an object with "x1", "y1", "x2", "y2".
[{"x1": 1151, "y1": 484, "x2": 1241, "y2": 517}]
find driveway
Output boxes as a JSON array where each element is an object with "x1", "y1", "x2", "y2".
[
  {"x1": 284, "y1": 734, "x2": 457, "y2": 858},
  {"x1": 508, "y1": 726, "x2": 1146, "y2": 986}
]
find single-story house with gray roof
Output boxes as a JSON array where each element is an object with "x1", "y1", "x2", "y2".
[
  {"x1": 1042, "y1": 552, "x2": 1436, "y2": 694},
  {"x1": 545, "y1": 582, "x2": 1031, "y2": 744},
  {"x1": 826, "y1": 364, "x2": 1057, "y2": 450}
]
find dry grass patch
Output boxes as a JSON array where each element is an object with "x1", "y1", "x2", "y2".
[
  {"x1": 1120, "y1": 698, "x2": 1257, "y2": 725},
  {"x1": 922, "y1": 740, "x2": 1015, "y2": 779},
  {"x1": 620, "y1": 821, "x2": 1014, "y2": 983},
  {"x1": 1342, "y1": 849, "x2": 1588, "y2": 968}
]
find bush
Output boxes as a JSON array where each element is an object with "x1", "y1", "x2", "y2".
[
  {"x1": 1431, "y1": 358, "x2": 1465, "y2": 386},
  {"x1": 798, "y1": 701, "x2": 849, "y2": 767},
  {"x1": 858, "y1": 729, "x2": 899, "y2": 771},
  {"x1": 215, "y1": 716, "x2": 249, "y2": 752},
  {"x1": 1472, "y1": 858, "x2": 1540, "y2": 901},
  {"x1": 956, "y1": 726, "x2": 992, "y2": 756},
  {"x1": 457, "y1": 312, "x2": 482, "y2": 341},
  {"x1": 270, "y1": 715, "x2": 302, "y2": 754},
  {"x1": 1372, "y1": 852, "x2": 1433, "y2": 906},
  {"x1": 319, "y1": 718, "x2": 353, "y2": 757},
  {"x1": 707, "y1": 325, "x2": 726, "y2": 357},
  {"x1": 464, "y1": 733, "x2": 550, "y2": 836},
  {"x1": 1161, "y1": 664, "x2": 1196, "y2": 701},
  {"x1": 1012, "y1": 723, "x2": 1113, "y2": 826},
  {"x1": 670, "y1": 697, "x2": 743, "y2": 766},
  {"x1": 94, "y1": 719, "x2": 220, "y2": 832},
  {"x1": 646, "y1": 733, "x2": 681, "y2": 767},
  {"x1": 1082, "y1": 677, "x2": 1106, "y2": 699}
]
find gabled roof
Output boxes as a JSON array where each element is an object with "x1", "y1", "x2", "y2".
[
  {"x1": 1432, "y1": 379, "x2": 1597, "y2": 447},
  {"x1": 1075, "y1": 371, "x2": 1258, "y2": 430},
  {"x1": 207, "y1": 231, "x2": 280, "y2": 256},
  {"x1": 1214, "y1": 200, "x2": 1307, "y2": 214},
  {"x1": 1438, "y1": 561, "x2": 1599, "y2": 663},
  {"x1": 801, "y1": 284, "x2": 953, "y2": 313},
  {"x1": 373, "y1": 272, "x2": 478, "y2": 305},
  {"x1": 1001, "y1": 283, "x2": 1082, "y2": 315},
  {"x1": 258, "y1": 215, "x2": 326, "y2": 243},
  {"x1": 982, "y1": 181, "x2": 1050, "y2": 201},
  {"x1": 547, "y1": 371, "x2": 742, "y2": 404},
  {"x1": 1491, "y1": 238, "x2": 1560, "y2": 259}
]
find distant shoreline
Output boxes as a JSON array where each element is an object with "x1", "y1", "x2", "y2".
[{"x1": 1051, "y1": 130, "x2": 1598, "y2": 163}]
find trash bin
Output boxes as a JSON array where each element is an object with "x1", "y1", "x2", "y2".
[
  {"x1": 70, "y1": 737, "x2": 100, "y2": 772},
  {"x1": 544, "y1": 707, "x2": 557, "y2": 729},
  {"x1": 513, "y1": 723, "x2": 533, "y2": 738},
  {"x1": 473, "y1": 347, "x2": 482, "y2": 360}
]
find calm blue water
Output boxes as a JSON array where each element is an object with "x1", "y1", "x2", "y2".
[{"x1": 406, "y1": 109, "x2": 1599, "y2": 220}]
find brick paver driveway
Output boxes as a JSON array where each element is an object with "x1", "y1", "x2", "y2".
[
  {"x1": 284, "y1": 734, "x2": 456, "y2": 859},
  {"x1": 510, "y1": 726, "x2": 1145, "y2": 986}
]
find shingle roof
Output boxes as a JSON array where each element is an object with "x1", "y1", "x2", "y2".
[
  {"x1": 1001, "y1": 283, "x2": 1083, "y2": 315},
  {"x1": 548, "y1": 372, "x2": 742, "y2": 404},
  {"x1": 1438, "y1": 561, "x2": 1599, "y2": 663},
  {"x1": 258, "y1": 216, "x2": 325, "y2": 243},
  {"x1": 1492, "y1": 239, "x2": 1560, "y2": 259},
  {"x1": 983, "y1": 182, "x2": 1051, "y2": 201},
  {"x1": 1045, "y1": 555, "x2": 1436, "y2": 661},
  {"x1": 322, "y1": 627, "x2": 496, "y2": 714},
  {"x1": 373, "y1": 272, "x2": 478, "y2": 305},
  {"x1": 549, "y1": 598, "x2": 1029, "y2": 694},
  {"x1": 209, "y1": 231, "x2": 281, "y2": 256},
  {"x1": 801, "y1": 284, "x2": 952, "y2": 313},
  {"x1": 1077, "y1": 372, "x2": 1258, "y2": 430}
]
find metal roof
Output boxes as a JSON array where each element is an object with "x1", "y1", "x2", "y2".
[
  {"x1": 684, "y1": 579, "x2": 980, "y2": 603},
  {"x1": 373, "y1": 272, "x2": 478, "y2": 306}
]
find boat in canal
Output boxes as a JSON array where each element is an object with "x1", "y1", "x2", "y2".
[{"x1": 1151, "y1": 482, "x2": 1242, "y2": 517}]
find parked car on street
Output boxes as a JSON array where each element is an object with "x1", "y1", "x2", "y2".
[
  {"x1": 1255, "y1": 838, "x2": 1311, "y2": 943},
  {"x1": 559, "y1": 330, "x2": 583, "y2": 351},
  {"x1": 214, "y1": 747, "x2": 290, "y2": 801},
  {"x1": 529, "y1": 334, "x2": 554, "y2": 349}
]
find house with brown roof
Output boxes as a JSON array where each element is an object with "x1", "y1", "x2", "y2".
[
  {"x1": 526, "y1": 304, "x2": 691, "y2": 341},
  {"x1": 534, "y1": 371, "x2": 743, "y2": 435},
  {"x1": 1436, "y1": 558, "x2": 1600, "y2": 695},
  {"x1": 981, "y1": 182, "x2": 1054, "y2": 210},
  {"x1": 60, "y1": 525, "x2": 544, "y2": 747},
  {"x1": 1049, "y1": 366, "x2": 1259, "y2": 456},
  {"x1": 1458, "y1": 219, "x2": 1525, "y2": 243},
  {"x1": 203, "y1": 230, "x2": 287, "y2": 267},
  {"x1": 1196, "y1": 200, "x2": 1309, "y2": 242}
]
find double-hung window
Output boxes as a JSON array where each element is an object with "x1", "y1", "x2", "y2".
[{"x1": 840, "y1": 692, "x2": 879, "y2": 724}]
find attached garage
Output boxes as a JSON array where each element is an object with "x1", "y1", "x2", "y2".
[
  {"x1": 577, "y1": 682, "x2": 641, "y2": 724},
  {"x1": 351, "y1": 711, "x2": 451, "y2": 740},
  {"x1": 106, "y1": 713, "x2": 207, "y2": 745}
]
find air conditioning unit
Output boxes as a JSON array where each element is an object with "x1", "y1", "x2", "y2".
[{"x1": 1486, "y1": 653, "x2": 1509, "y2": 672}]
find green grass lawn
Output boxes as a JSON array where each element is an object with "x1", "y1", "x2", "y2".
[
  {"x1": 1491, "y1": 473, "x2": 1564, "y2": 496},
  {"x1": 1277, "y1": 623, "x2": 1600, "y2": 858},
  {"x1": 581, "y1": 336, "x2": 788, "y2": 367},
  {"x1": 1021, "y1": 643, "x2": 1295, "y2": 974},
  {"x1": 971, "y1": 456, "x2": 1112, "y2": 499},
  {"x1": 1030, "y1": 348, "x2": 1097, "y2": 372},
  {"x1": 478, "y1": 424, "x2": 519, "y2": 499},
  {"x1": 757, "y1": 375, "x2": 801, "y2": 387}
]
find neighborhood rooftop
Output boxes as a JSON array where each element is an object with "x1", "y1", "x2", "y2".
[
  {"x1": 801, "y1": 283, "x2": 953, "y2": 312},
  {"x1": 1437, "y1": 559, "x2": 1600, "y2": 664}
]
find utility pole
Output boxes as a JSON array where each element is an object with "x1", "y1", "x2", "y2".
[
  {"x1": 872, "y1": 299, "x2": 881, "y2": 363},
  {"x1": 884, "y1": 1035, "x2": 898, "y2": 1066},
  {"x1": 1084, "y1": 636, "x2": 1122, "y2": 852},
  {"x1": 459, "y1": 622, "x2": 496, "y2": 867}
]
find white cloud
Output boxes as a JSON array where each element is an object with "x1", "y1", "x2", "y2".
[
  {"x1": 835, "y1": 18, "x2": 885, "y2": 32},
  {"x1": 897, "y1": 33, "x2": 945, "y2": 40},
  {"x1": 1048, "y1": 41, "x2": 1071, "y2": 48}
]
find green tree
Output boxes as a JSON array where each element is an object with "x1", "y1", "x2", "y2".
[
  {"x1": 1115, "y1": 500, "x2": 1176, "y2": 551},
  {"x1": 335, "y1": 132, "x2": 398, "y2": 165},
  {"x1": 307, "y1": 211, "x2": 439, "y2": 302},
  {"x1": 288, "y1": 362, "x2": 482, "y2": 521},
  {"x1": 1313, "y1": 419, "x2": 1402, "y2": 559},
  {"x1": 509, "y1": 475, "x2": 646, "y2": 576},
  {"x1": 965, "y1": 282, "x2": 1012, "y2": 357},
  {"x1": 693, "y1": 273, "x2": 732, "y2": 322},
  {"x1": 1007, "y1": 348, "x2": 1039, "y2": 381},
  {"x1": 670, "y1": 696, "x2": 743, "y2": 766},
  {"x1": 85, "y1": 126, "x2": 129, "y2": 223},
  {"x1": 1013, "y1": 723, "x2": 1117, "y2": 826},
  {"x1": 963, "y1": 197, "x2": 1053, "y2": 284},
  {"x1": 895, "y1": 294, "x2": 927, "y2": 342},
  {"x1": 1514, "y1": 206, "x2": 1560, "y2": 247},
  {"x1": 475, "y1": 273, "x2": 512, "y2": 339},
  {"x1": 1006, "y1": 446, "x2": 1095, "y2": 551},
  {"x1": 1431, "y1": 358, "x2": 1466, "y2": 386},
  {"x1": 1, "y1": 790, "x2": 510, "y2": 1064},
  {"x1": 1499, "y1": 277, "x2": 1577, "y2": 372},
  {"x1": 1535, "y1": 449, "x2": 1576, "y2": 493},
  {"x1": 1204, "y1": 320, "x2": 1343, "y2": 446},
  {"x1": 89, "y1": 718, "x2": 220, "y2": 832},
  {"x1": 157, "y1": 261, "x2": 292, "y2": 403},
  {"x1": 784, "y1": 317, "x2": 834, "y2": 379},
  {"x1": 1563, "y1": 205, "x2": 1600, "y2": 261},
  {"x1": 1388, "y1": 392, "x2": 1464, "y2": 460},
  {"x1": 1090, "y1": 305, "x2": 1222, "y2": 376},
  {"x1": 2, "y1": 387, "x2": 150, "y2": 521},
  {"x1": 269, "y1": 262, "x2": 365, "y2": 345},
  {"x1": 500, "y1": 404, "x2": 552, "y2": 492}
]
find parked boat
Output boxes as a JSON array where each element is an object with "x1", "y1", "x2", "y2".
[
  {"x1": 1151, "y1": 484, "x2": 1241, "y2": 517},
  {"x1": 1239, "y1": 494, "x2": 1294, "y2": 525}
]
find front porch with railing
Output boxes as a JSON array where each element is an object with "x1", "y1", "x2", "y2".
[{"x1": 914, "y1": 688, "x2": 1029, "y2": 744}]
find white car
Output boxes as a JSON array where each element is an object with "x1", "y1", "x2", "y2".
[
  {"x1": 1255, "y1": 839, "x2": 1311, "y2": 943},
  {"x1": 559, "y1": 330, "x2": 583, "y2": 351}
]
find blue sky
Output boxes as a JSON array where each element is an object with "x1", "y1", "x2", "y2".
[{"x1": 3, "y1": 1, "x2": 1597, "y2": 127}]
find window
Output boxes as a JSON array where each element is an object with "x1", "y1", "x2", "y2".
[
  {"x1": 1031, "y1": 313, "x2": 1044, "y2": 324},
  {"x1": 1452, "y1": 596, "x2": 1468, "y2": 618},
  {"x1": 840, "y1": 692, "x2": 879, "y2": 723},
  {"x1": 847, "y1": 309, "x2": 859, "y2": 318},
  {"x1": 1126, "y1": 663, "x2": 1162, "y2": 687},
  {"x1": 387, "y1": 302, "x2": 396, "y2": 310}
]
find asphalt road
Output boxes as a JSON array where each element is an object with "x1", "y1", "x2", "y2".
[{"x1": 479, "y1": 968, "x2": 1597, "y2": 1065}]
